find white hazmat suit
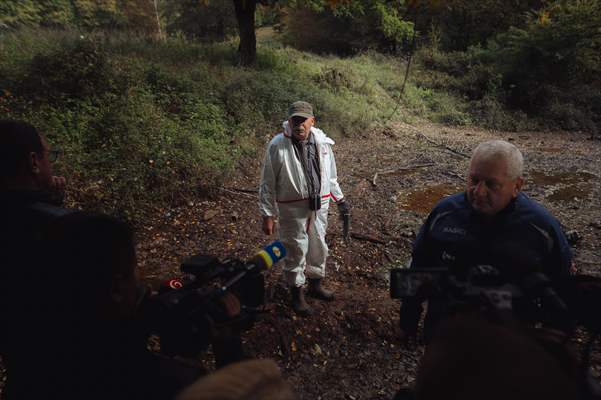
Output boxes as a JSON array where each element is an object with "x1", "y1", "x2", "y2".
[{"x1": 259, "y1": 121, "x2": 344, "y2": 287}]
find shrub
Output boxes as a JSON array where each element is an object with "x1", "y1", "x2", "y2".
[
  {"x1": 282, "y1": 1, "x2": 414, "y2": 56},
  {"x1": 20, "y1": 39, "x2": 114, "y2": 103},
  {"x1": 1, "y1": 29, "x2": 413, "y2": 221},
  {"x1": 411, "y1": 0, "x2": 601, "y2": 133},
  {"x1": 490, "y1": 0, "x2": 601, "y2": 130}
]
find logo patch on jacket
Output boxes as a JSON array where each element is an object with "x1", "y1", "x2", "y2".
[
  {"x1": 442, "y1": 251, "x2": 456, "y2": 262},
  {"x1": 442, "y1": 226, "x2": 466, "y2": 236}
]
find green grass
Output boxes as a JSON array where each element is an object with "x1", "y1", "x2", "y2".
[{"x1": 0, "y1": 29, "x2": 431, "y2": 220}]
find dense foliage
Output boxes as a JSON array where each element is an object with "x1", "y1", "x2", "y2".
[
  {"x1": 414, "y1": 0, "x2": 601, "y2": 132},
  {"x1": 162, "y1": 0, "x2": 238, "y2": 41},
  {"x1": 0, "y1": 0, "x2": 158, "y2": 33},
  {"x1": 284, "y1": 0, "x2": 415, "y2": 54},
  {"x1": 1, "y1": 0, "x2": 599, "y2": 219},
  {"x1": 0, "y1": 31, "x2": 412, "y2": 219}
]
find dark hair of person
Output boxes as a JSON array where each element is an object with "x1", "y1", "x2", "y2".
[
  {"x1": 0, "y1": 120, "x2": 44, "y2": 182},
  {"x1": 414, "y1": 314, "x2": 579, "y2": 400},
  {"x1": 45, "y1": 211, "x2": 136, "y2": 313}
]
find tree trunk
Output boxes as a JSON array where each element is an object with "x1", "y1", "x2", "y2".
[
  {"x1": 233, "y1": 0, "x2": 257, "y2": 66},
  {"x1": 153, "y1": 0, "x2": 164, "y2": 41}
]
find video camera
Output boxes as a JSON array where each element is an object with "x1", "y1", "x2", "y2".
[
  {"x1": 390, "y1": 265, "x2": 574, "y2": 331},
  {"x1": 141, "y1": 241, "x2": 286, "y2": 360},
  {"x1": 391, "y1": 265, "x2": 601, "y2": 334},
  {"x1": 390, "y1": 266, "x2": 601, "y2": 400}
]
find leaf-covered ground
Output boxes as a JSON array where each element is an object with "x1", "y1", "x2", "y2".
[
  {"x1": 2, "y1": 122, "x2": 599, "y2": 398},
  {"x1": 135, "y1": 122, "x2": 601, "y2": 399}
]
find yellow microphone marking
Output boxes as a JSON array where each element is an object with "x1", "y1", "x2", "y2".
[{"x1": 257, "y1": 250, "x2": 273, "y2": 269}]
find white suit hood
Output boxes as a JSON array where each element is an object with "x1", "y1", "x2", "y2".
[{"x1": 282, "y1": 121, "x2": 335, "y2": 145}]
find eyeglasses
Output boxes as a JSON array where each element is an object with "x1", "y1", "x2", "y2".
[{"x1": 48, "y1": 149, "x2": 62, "y2": 162}]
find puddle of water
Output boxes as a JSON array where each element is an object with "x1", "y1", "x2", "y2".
[
  {"x1": 390, "y1": 167, "x2": 422, "y2": 177},
  {"x1": 399, "y1": 184, "x2": 462, "y2": 214},
  {"x1": 547, "y1": 184, "x2": 592, "y2": 202},
  {"x1": 529, "y1": 170, "x2": 595, "y2": 186},
  {"x1": 529, "y1": 170, "x2": 595, "y2": 202},
  {"x1": 372, "y1": 167, "x2": 423, "y2": 179}
]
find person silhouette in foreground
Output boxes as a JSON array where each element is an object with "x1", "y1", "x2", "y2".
[
  {"x1": 405, "y1": 314, "x2": 581, "y2": 400},
  {"x1": 3, "y1": 211, "x2": 203, "y2": 400},
  {"x1": 0, "y1": 120, "x2": 70, "y2": 399}
]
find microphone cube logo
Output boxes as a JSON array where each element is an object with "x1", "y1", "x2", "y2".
[{"x1": 273, "y1": 246, "x2": 282, "y2": 258}]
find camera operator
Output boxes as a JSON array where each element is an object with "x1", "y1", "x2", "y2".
[
  {"x1": 10, "y1": 211, "x2": 204, "y2": 400},
  {"x1": 0, "y1": 120, "x2": 68, "y2": 287},
  {"x1": 398, "y1": 140, "x2": 574, "y2": 342},
  {"x1": 0, "y1": 120, "x2": 71, "y2": 398},
  {"x1": 0, "y1": 119, "x2": 297, "y2": 400},
  {"x1": 0, "y1": 120, "x2": 68, "y2": 268}
]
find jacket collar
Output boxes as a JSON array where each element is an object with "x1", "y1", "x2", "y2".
[
  {"x1": 464, "y1": 191, "x2": 519, "y2": 222},
  {"x1": 0, "y1": 189, "x2": 58, "y2": 206},
  {"x1": 282, "y1": 121, "x2": 335, "y2": 145}
]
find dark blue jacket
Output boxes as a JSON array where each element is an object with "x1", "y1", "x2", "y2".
[{"x1": 399, "y1": 192, "x2": 572, "y2": 338}]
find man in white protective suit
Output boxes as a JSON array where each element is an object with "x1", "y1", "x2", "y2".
[{"x1": 259, "y1": 101, "x2": 349, "y2": 317}]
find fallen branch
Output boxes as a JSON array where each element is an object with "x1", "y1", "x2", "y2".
[
  {"x1": 371, "y1": 173, "x2": 379, "y2": 187},
  {"x1": 224, "y1": 186, "x2": 259, "y2": 193},
  {"x1": 371, "y1": 163, "x2": 435, "y2": 187},
  {"x1": 219, "y1": 187, "x2": 257, "y2": 200},
  {"x1": 350, "y1": 232, "x2": 413, "y2": 246},
  {"x1": 443, "y1": 170, "x2": 465, "y2": 181},
  {"x1": 416, "y1": 133, "x2": 470, "y2": 159},
  {"x1": 350, "y1": 232, "x2": 387, "y2": 245}
]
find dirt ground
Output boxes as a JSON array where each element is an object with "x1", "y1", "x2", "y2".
[
  {"x1": 133, "y1": 121, "x2": 601, "y2": 399},
  {"x1": 3, "y1": 121, "x2": 598, "y2": 398}
]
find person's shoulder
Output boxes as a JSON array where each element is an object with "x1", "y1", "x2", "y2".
[
  {"x1": 311, "y1": 127, "x2": 335, "y2": 145},
  {"x1": 422, "y1": 192, "x2": 469, "y2": 228},
  {"x1": 268, "y1": 132, "x2": 287, "y2": 146},
  {"x1": 28, "y1": 201, "x2": 71, "y2": 220},
  {"x1": 0, "y1": 190, "x2": 69, "y2": 220},
  {"x1": 433, "y1": 192, "x2": 468, "y2": 213},
  {"x1": 513, "y1": 192, "x2": 565, "y2": 233},
  {"x1": 515, "y1": 192, "x2": 559, "y2": 222}
]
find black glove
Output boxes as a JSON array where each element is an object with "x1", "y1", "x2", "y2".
[
  {"x1": 336, "y1": 200, "x2": 350, "y2": 215},
  {"x1": 337, "y1": 200, "x2": 351, "y2": 242}
]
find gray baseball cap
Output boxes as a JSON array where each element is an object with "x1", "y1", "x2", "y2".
[{"x1": 288, "y1": 101, "x2": 314, "y2": 119}]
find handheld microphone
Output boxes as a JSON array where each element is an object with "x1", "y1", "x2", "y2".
[
  {"x1": 221, "y1": 241, "x2": 286, "y2": 290},
  {"x1": 246, "y1": 240, "x2": 287, "y2": 272},
  {"x1": 165, "y1": 241, "x2": 287, "y2": 293}
]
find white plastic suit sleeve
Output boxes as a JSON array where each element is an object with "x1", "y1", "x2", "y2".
[
  {"x1": 258, "y1": 143, "x2": 278, "y2": 217},
  {"x1": 328, "y1": 144, "x2": 344, "y2": 202}
]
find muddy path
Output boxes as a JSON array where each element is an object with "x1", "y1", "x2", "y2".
[{"x1": 136, "y1": 122, "x2": 601, "y2": 399}]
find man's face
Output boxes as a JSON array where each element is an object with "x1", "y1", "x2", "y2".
[
  {"x1": 289, "y1": 116, "x2": 314, "y2": 141},
  {"x1": 466, "y1": 156, "x2": 523, "y2": 216}
]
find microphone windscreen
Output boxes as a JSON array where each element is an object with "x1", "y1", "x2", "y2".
[{"x1": 253, "y1": 241, "x2": 286, "y2": 271}]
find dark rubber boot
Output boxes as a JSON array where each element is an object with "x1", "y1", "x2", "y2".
[
  {"x1": 307, "y1": 279, "x2": 335, "y2": 301},
  {"x1": 291, "y1": 286, "x2": 312, "y2": 317}
]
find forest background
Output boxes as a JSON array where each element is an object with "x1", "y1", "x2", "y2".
[{"x1": 0, "y1": 0, "x2": 599, "y2": 221}]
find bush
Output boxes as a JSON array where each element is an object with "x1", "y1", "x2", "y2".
[
  {"x1": 21, "y1": 39, "x2": 114, "y2": 103},
  {"x1": 411, "y1": 0, "x2": 601, "y2": 133},
  {"x1": 0, "y1": 29, "x2": 412, "y2": 220},
  {"x1": 490, "y1": 0, "x2": 601, "y2": 130},
  {"x1": 282, "y1": 1, "x2": 414, "y2": 56},
  {"x1": 163, "y1": 0, "x2": 237, "y2": 41}
]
